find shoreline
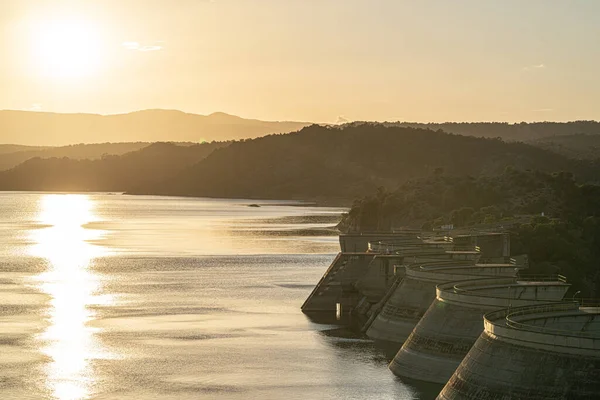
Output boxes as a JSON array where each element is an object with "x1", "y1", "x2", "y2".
[{"x1": 0, "y1": 190, "x2": 352, "y2": 208}]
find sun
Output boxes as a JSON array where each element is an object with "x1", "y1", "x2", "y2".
[{"x1": 30, "y1": 16, "x2": 103, "y2": 79}]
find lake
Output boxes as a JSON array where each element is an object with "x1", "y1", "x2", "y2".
[{"x1": 0, "y1": 192, "x2": 432, "y2": 400}]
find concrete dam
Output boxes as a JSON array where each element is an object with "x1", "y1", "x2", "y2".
[
  {"x1": 302, "y1": 232, "x2": 511, "y2": 316},
  {"x1": 302, "y1": 231, "x2": 598, "y2": 398},
  {"x1": 389, "y1": 276, "x2": 571, "y2": 384},
  {"x1": 365, "y1": 261, "x2": 524, "y2": 346},
  {"x1": 301, "y1": 232, "x2": 481, "y2": 315},
  {"x1": 438, "y1": 302, "x2": 600, "y2": 399}
]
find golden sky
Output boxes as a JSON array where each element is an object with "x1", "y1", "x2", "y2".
[{"x1": 1, "y1": 0, "x2": 599, "y2": 123}]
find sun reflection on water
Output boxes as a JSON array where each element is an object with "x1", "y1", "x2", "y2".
[{"x1": 29, "y1": 194, "x2": 112, "y2": 400}]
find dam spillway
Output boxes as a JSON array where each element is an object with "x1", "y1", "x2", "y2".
[
  {"x1": 302, "y1": 231, "x2": 514, "y2": 320},
  {"x1": 437, "y1": 302, "x2": 600, "y2": 400},
  {"x1": 301, "y1": 232, "x2": 470, "y2": 314},
  {"x1": 389, "y1": 277, "x2": 571, "y2": 384},
  {"x1": 301, "y1": 232, "x2": 427, "y2": 313},
  {"x1": 365, "y1": 262, "x2": 525, "y2": 346}
]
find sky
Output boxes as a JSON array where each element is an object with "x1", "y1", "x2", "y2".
[{"x1": 0, "y1": 0, "x2": 599, "y2": 123}]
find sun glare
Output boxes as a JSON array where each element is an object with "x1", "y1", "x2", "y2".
[
  {"x1": 29, "y1": 194, "x2": 113, "y2": 400},
  {"x1": 30, "y1": 16, "x2": 103, "y2": 79}
]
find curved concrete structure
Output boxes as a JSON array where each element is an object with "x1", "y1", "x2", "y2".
[
  {"x1": 368, "y1": 239, "x2": 452, "y2": 254},
  {"x1": 438, "y1": 302, "x2": 600, "y2": 400},
  {"x1": 366, "y1": 262, "x2": 524, "y2": 345},
  {"x1": 303, "y1": 238, "x2": 477, "y2": 314},
  {"x1": 389, "y1": 277, "x2": 570, "y2": 384}
]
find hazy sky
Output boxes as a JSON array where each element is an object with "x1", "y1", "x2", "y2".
[{"x1": 1, "y1": 0, "x2": 599, "y2": 123}]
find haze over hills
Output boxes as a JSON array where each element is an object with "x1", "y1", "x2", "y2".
[
  {"x1": 0, "y1": 144, "x2": 48, "y2": 154},
  {"x1": 0, "y1": 109, "x2": 309, "y2": 146},
  {"x1": 0, "y1": 142, "x2": 151, "y2": 171},
  {"x1": 1, "y1": 124, "x2": 598, "y2": 203},
  {"x1": 0, "y1": 142, "x2": 225, "y2": 192},
  {"x1": 3, "y1": 109, "x2": 600, "y2": 147},
  {"x1": 527, "y1": 134, "x2": 600, "y2": 160}
]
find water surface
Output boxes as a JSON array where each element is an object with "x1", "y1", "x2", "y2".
[{"x1": 0, "y1": 192, "x2": 429, "y2": 399}]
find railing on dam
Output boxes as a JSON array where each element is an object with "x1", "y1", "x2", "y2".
[
  {"x1": 441, "y1": 277, "x2": 517, "y2": 294},
  {"x1": 577, "y1": 298, "x2": 600, "y2": 307},
  {"x1": 485, "y1": 302, "x2": 600, "y2": 340},
  {"x1": 368, "y1": 240, "x2": 448, "y2": 253},
  {"x1": 516, "y1": 273, "x2": 568, "y2": 283},
  {"x1": 436, "y1": 277, "x2": 569, "y2": 308}
]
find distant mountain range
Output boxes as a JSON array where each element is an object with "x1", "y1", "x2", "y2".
[
  {"x1": 3, "y1": 110, "x2": 600, "y2": 147},
  {"x1": 0, "y1": 109, "x2": 309, "y2": 146},
  {"x1": 0, "y1": 124, "x2": 598, "y2": 204}
]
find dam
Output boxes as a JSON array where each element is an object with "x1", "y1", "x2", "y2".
[
  {"x1": 437, "y1": 301, "x2": 600, "y2": 399},
  {"x1": 302, "y1": 230, "x2": 598, "y2": 398},
  {"x1": 302, "y1": 232, "x2": 480, "y2": 314},
  {"x1": 302, "y1": 231, "x2": 511, "y2": 315},
  {"x1": 389, "y1": 276, "x2": 571, "y2": 384},
  {"x1": 365, "y1": 261, "x2": 525, "y2": 346}
]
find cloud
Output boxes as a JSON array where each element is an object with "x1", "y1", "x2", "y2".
[
  {"x1": 28, "y1": 103, "x2": 43, "y2": 112},
  {"x1": 122, "y1": 41, "x2": 163, "y2": 52},
  {"x1": 532, "y1": 108, "x2": 554, "y2": 112},
  {"x1": 523, "y1": 63, "x2": 546, "y2": 71}
]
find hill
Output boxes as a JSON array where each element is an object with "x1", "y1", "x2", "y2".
[
  {"x1": 0, "y1": 142, "x2": 150, "y2": 171},
  {"x1": 0, "y1": 144, "x2": 47, "y2": 154},
  {"x1": 1, "y1": 124, "x2": 597, "y2": 202},
  {"x1": 0, "y1": 109, "x2": 308, "y2": 146},
  {"x1": 374, "y1": 121, "x2": 600, "y2": 141},
  {"x1": 132, "y1": 124, "x2": 599, "y2": 202},
  {"x1": 527, "y1": 134, "x2": 600, "y2": 160},
  {"x1": 0, "y1": 141, "x2": 226, "y2": 191}
]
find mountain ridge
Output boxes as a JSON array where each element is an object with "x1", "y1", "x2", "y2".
[
  {"x1": 0, "y1": 123, "x2": 599, "y2": 204},
  {"x1": 0, "y1": 109, "x2": 309, "y2": 146},
  {"x1": 130, "y1": 124, "x2": 600, "y2": 202},
  {"x1": 3, "y1": 110, "x2": 600, "y2": 146}
]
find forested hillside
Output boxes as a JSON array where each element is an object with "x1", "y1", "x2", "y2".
[
  {"x1": 1, "y1": 123, "x2": 598, "y2": 201},
  {"x1": 0, "y1": 142, "x2": 150, "y2": 171},
  {"x1": 527, "y1": 134, "x2": 600, "y2": 160},
  {"x1": 0, "y1": 142, "x2": 226, "y2": 191},
  {"x1": 378, "y1": 121, "x2": 600, "y2": 141},
  {"x1": 134, "y1": 124, "x2": 598, "y2": 201}
]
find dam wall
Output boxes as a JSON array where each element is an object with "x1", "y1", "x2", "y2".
[
  {"x1": 304, "y1": 232, "x2": 514, "y2": 322},
  {"x1": 301, "y1": 252, "x2": 375, "y2": 313},
  {"x1": 303, "y1": 233, "x2": 424, "y2": 314},
  {"x1": 365, "y1": 261, "x2": 525, "y2": 346},
  {"x1": 354, "y1": 254, "x2": 403, "y2": 303},
  {"x1": 437, "y1": 302, "x2": 600, "y2": 400},
  {"x1": 302, "y1": 248, "x2": 457, "y2": 314},
  {"x1": 389, "y1": 277, "x2": 570, "y2": 384},
  {"x1": 352, "y1": 248, "x2": 469, "y2": 323},
  {"x1": 339, "y1": 232, "x2": 421, "y2": 253},
  {"x1": 303, "y1": 233, "x2": 466, "y2": 315}
]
